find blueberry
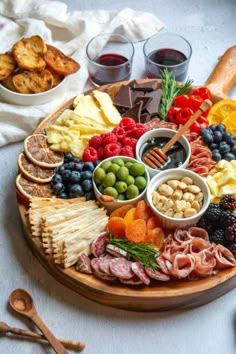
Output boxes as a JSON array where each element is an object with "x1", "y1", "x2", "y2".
[
  {"x1": 53, "y1": 182, "x2": 64, "y2": 195},
  {"x1": 82, "y1": 179, "x2": 93, "y2": 192},
  {"x1": 213, "y1": 131, "x2": 223, "y2": 143},
  {"x1": 72, "y1": 157, "x2": 81, "y2": 163},
  {"x1": 201, "y1": 132, "x2": 213, "y2": 144},
  {"x1": 209, "y1": 143, "x2": 218, "y2": 151},
  {"x1": 93, "y1": 159, "x2": 101, "y2": 167},
  {"x1": 230, "y1": 145, "x2": 236, "y2": 156},
  {"x1": 211, "y1": 149, "x2": 222, "y2": 161},
  {"x1": 69, "y1": 184, "x2": 85, "y2": 198},
  {"x1": 216, "y1": 124, "x2": 226, "y2": 132},
  {"x1": 57, "y1": 191, "x2": 68, "y2": 199},
  {"x1": 52, "y1": 173, "x2": 63, "y2": 184},
  {"x1": 200, "y1": 128, "x2": 212, "y2": 137},
  {"x1": 227, "y1": 136, "x2": 236, "y2": 146},
  {"x1": 209, "y1": 124, "x2": 217, "y2": 131},
  {"x1": 222, "y1": 152, "x2": 235, "y2": 161},
  {"x1": 57, "y1": 165, "x2": 65, "y2": 174},
  {"x1": 70, "y1": 171, "x2": 81, "y2": 183},
  {"x1": 83, "y1": 161, "x2": 95, "y2": 171},
  {"x1": 61, "y1": 169, "x2": 72, "y2": 181},
  {"x1": 219, "y1": 143, "x2": 231, "y2": 154},
  {"x1": 63, "y1": 162, "x2": 74, "y2": 170},
  {"x1": 84, "y1": 190, "x2": 95, "y2": 201},
  {"x1": 80, "y1": 170, "x2": 93, "y2": 180},
  {"x1": 73, "y1": 162, "x2": 84, "y2": 172},
  {"x1": 64, "y1": 153, "x2": 74, "y2": 162}
]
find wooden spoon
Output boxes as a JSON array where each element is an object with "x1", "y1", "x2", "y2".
[
  {"x1": 9, "y1": 289, "x2": 68, "y2": 354},
  {"x1": 0, "y1": 321, "x2": 85, "y2": 351}
]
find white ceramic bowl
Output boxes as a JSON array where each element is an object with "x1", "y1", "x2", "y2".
[
  {"x1": 92, "y1": 156, "x2": 150, "y2": 213},
  {"x1": 146, "y1": 168, "x2": 210, "y2": 230},
  {"x1": 135, "y1": 128, "x2": 191, "y2": 179},
  {"x1": 0, "y1": 76, "x2": 68, "y2": 106}
]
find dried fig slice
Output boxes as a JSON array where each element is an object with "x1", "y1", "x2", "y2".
[
  {"x1": 24, "y1": 134, "x2": 64, "y2": 168},
  {"x1": 18, "y1": 152, "x2": 55, "y2": 183},
  {"x1": 16, "y1": 173, "x2": 53, "y2": 201}
]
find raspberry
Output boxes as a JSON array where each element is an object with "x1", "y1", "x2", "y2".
[
  {"x1": 112, "y1": 126, "x2": 126, "y2": 141},
  {"x1": 88, "y1": 135, "x2": 103, "y2": 149},
  {"x1": 97, "y1": 147, "x2": 105, "y2": 160},
  {"x1": 102, "y1": 132, "x2": 118, "y2": 146},
  {"x1": 132, "y1": 125, "x2": 147, "y2": 139},
  {"x1": 120, "y1": 145, "x2": 134, "y2": 158},
  {"x1": 119, "y1": 117, "x2": 136, "y2": 131},
  {"x1": 104, "y1": 143, "x2": 121, "y2": 158},
  {"x1": 122, "y1": 137, "x2": 137, "y2": 150},
  {"x1": 82, "y1": 147, "x2": 98, "y2": 162}
]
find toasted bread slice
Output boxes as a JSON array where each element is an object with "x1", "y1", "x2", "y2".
[
  {"x1": 0, "y1": 52, "x2": 16, "y2": 80},
  {"x1": 0, "y1": 73, "x2": 18, "y2": 91},
  {"x1": 13, "y1": 35, "x2": 47, "y2": 71},
  {"x1": 44, "y1": 45, "x2": 80, "y2": 76},
  {"x1": 46, "y1": 67, "x2": 63, "y2": 87},
  {"x1": 13, "y1": 69, "x2": 53, "y2": 94}
]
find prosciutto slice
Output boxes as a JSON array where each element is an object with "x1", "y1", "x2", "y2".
[
  {"x1": 188, "y1": 227, "x2": 209, "y2": 241},
  {"x1": 169, "y1": 253, "x2": 195, "y2": 279},
  {"x1": 212, "y1": 244, "x2": 236, "y2": 269},
  {"x1": 193, "y1": 249, "x2": 216, "y2": 276},
  {"x1": 145, "y1": 266, "x2": 170, "y2": 281}
]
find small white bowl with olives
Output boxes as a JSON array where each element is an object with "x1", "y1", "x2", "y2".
[
  {"x1": 146, "y1": 169, "x2": 211, "y2": 229},
  {"x1": 92, "y1": 156, "x2": 150, "y2": 213}
]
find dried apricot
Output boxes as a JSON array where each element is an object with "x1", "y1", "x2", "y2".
[
  {"x1": 123, "y1": 207, "x2": 136, "y2": 225},
  {"x1": 107, "y1": 217, "x2": 126, "y2": 238},
  {"x1": 134, "y1": 200, "x2": 153, "y2": 222},
  {"x1": 125, "y1": 219, "x2": 147, "y2": 243},
  {"x1": 109, "y1": 204, "x2": 133, "y2": 218},
  {"x1": 146, "y1": 227, "x2": 165, "y2": 250},
  {"x1": 146, "y1": 215, "x2": 161, "y2": 231}
]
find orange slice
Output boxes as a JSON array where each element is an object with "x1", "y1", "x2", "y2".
[
  {"x1": 207, "y1": 99, "x2": 236, "y2": 126},
  {"x1": 18, "y1": 152, "x2": 55, "y2": 183},
  {"x1": 24, "y1": 134, "x2": 64, "y2": 168},
  {"x1": 16, "y1": 173, "x2": 53, "y2": 201},
  {"x1": 222, "y1": 111, "x2": 236, "y2": 136}
]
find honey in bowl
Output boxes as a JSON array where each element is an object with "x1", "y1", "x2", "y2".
[{"x1": 140, "y1": 137, "x2": 187, "y2": 170}]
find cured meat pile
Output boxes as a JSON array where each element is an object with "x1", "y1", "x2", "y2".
[
  {"x1": 76, "y1": 228, "x2": 236, "y2": 286},
  {"x1": 186, "y1": 137, "x2": 216, "y2": 177}
]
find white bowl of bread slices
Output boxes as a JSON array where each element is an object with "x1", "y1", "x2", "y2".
[{"x1": 0, "y1": 35, "x2": 80, "y2": 105}]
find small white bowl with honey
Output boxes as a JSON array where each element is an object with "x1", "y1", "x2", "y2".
[{"x1": 135, "y1": 128, "x2": 191, "y2": 179}]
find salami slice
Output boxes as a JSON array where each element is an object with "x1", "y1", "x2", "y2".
[
  {"x1": 106, "y1": 244, "x2": 128, "y2": 258},
  {"x1": 131, "y1": 262, "x2": 150, "y2": 285},
  {"x1": 109, "y1": 257, "x2": 134, "y2": 280},
  {"x1": 145, "y1": 266, "x2": 170, "y2": 281},
  {"x1": 91, "y1": 258, "x2": 116, "y2": 281},
  {"x1": 119, "y1": 275, "x2": 143, "y2": 285},
  {"x1": 97, "y1": 254, "x2": 114, "y2": 276},
  {"x1": 91, "y1": 232, "x2": 108, "y2": 257},
  {"x1": 76, "y1": 253, "x2": 92, "y2": 274}
]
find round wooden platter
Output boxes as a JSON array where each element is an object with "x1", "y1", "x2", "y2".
[{"x1": 17, "y1": 49, "x2": 236, "y2": 312}]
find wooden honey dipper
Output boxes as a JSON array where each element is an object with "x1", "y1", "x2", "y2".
[{"x1": 0, "y1": 320, "x2": 85, "y2": 351}]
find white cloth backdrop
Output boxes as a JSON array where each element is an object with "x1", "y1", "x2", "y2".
[{"x1": 0, "y1": 0, "x2": 164, "y2": 147}]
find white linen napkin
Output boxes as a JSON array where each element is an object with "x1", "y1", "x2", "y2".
[{"x1": 0, "y1": 0, "x2": 164, "y2": 147}]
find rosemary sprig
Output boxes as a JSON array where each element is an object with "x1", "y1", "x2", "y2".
[
  {"x1": 108, "y1": 238, "x2": 160, "y2": 270},
  {"x1": 158, "y1": 68, "x2": 193, "y2": 121}
]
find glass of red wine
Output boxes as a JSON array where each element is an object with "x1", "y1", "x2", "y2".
[
  {"x1": 86, "y1": 33, "x2": 135, "y2": 86},
  {"x1": 143, "y1": 32, "x2": 192, "y2": 82}
]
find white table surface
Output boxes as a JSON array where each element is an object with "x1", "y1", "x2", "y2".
[{"x1": 1, "y1": 1, "x2": 236, "y2": 353}]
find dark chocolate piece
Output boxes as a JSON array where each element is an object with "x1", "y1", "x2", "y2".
[
  {"x1": 134, "y1": 96, "x2": 153, "y2": 111},
  {"x1": 139, "y1": 113, "x2": 151, "y2": 124},
  {"x1": 132, "y1": 80, "x2": 160, "y2": 91},
  {"x1": 122, "y1": 101, "x2": 143, "y2": 122},
  {"x1": 113, "y1": 85, "x2": 132, "y2": 108},
  {"x1": 145, "y1": 89, "x2": 162, "y2": 115}
]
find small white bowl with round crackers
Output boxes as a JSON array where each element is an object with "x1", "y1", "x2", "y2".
[
  {"x1": 146, "y1": 169, "x2": 211, "y2": 229},
  {"x1": 0, "y1": 35, "x2": 80, "y2": 105}
]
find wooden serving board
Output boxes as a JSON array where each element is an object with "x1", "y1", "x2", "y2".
[{"x1": 17, "y1": 47, "x2": 236, "y2": 312}]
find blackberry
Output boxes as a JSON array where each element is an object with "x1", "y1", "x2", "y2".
[
  {"x1": 225, "y1": 224, "x2": 236, "y2": 242},
  {"x1": 220, "y1": 210, "x2": 236, "y2": 228},
  {"x1": 210, "y1": 229, "x2": 226, "y2": 245},
  {"x1": 227, "y1": 242, "x2": 236, "y2": 258},
  {"x1": 196, "y1": 217, "x2": 215, "y2": 235},
  {"x1": 204, "y1": 203, "x2": 222, "y2": 223},
  {"x1": 219, "y1": 195, "x2": 236, "y2": 212}
]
